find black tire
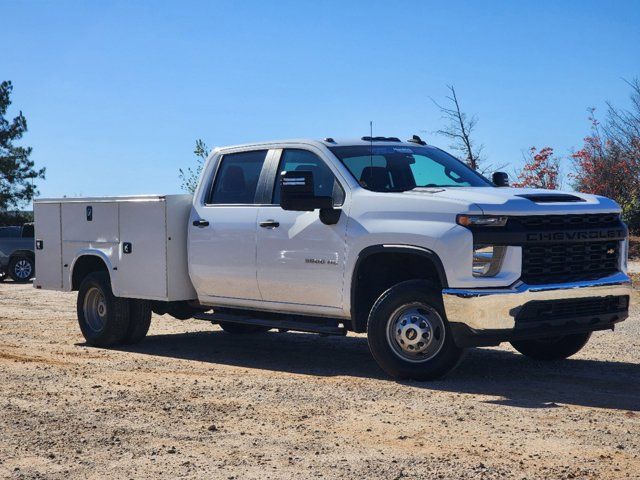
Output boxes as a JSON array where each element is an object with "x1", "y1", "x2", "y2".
[
  {"x1": 167, "y1": 302, "x2": 199, "y2": 320},
  {"x1": 123, "y1": 299, "x2": 152, "y2": 344},
  {"x1": 218, "y1": 322, "x2": 271, "y2": 334},
  {"x1": 510, "y1": 332, "x2": 592, "y2": 360},
  {"x1": 76, "y1": 272, "x2": 130, "y2": 347},
  {"x1": 367, "y1": 280, "x2": 464, "y2": 381},
  {"x1": 8, "y1": 255, "x2": 34, "y2": 283}
]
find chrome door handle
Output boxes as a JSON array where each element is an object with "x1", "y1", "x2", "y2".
[
  {"x1": 193, "y1": 219, "x2": 210, "y2": 228},
  {"x1": 259, "y1": 220, "x2": 280, "y2": 228}
]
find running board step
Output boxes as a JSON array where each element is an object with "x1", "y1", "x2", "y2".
[{"x1": 194, "y1": 312, "x2": 347, "y2": 336}]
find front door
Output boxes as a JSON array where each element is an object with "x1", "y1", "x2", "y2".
[
  {"x1": 256, "y1": 148, "x2": 348, "y2": 308},
  {"x1": 189, "y1": 149, "x2": 270, "y2": 301}
]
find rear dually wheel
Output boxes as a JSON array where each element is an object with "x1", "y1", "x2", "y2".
[{"x1": 76, "y1": 272, "x2": 130, "y2": 347}]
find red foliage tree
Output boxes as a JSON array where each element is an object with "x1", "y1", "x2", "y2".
[
  {"x1": 512, "y1": 146, "x2": 560, "y2": 189},
  {"x1": 571, "y1": 98, "x2": 640, "y2": 233},
  {"x1": 571, "y1": 109, "x2": 640, "y2": 205}
]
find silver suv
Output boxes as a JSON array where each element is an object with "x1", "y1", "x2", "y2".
[{"x1": 0, "y1": 223, "x2": 35, "y2": 282}]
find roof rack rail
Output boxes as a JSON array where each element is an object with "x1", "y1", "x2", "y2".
[
  {"x1": 361, "y1": 136, "x2": 401, "y2": 142},
  {"x1": 407, "y1": 135, "x2": 426, "y2": 145}
]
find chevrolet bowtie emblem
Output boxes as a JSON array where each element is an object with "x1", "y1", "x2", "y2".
[{"x1": 607, "y1": 248, "x2": 615, "y2": 254}]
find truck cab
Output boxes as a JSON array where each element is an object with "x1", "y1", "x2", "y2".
[{"x1": 34, "y1": 137, "x2": 632, "y2": 380}]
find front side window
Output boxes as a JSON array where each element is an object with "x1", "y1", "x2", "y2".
[
  {"x1": 0, "y1": 227, "x2": 20, "y2": 238},
  {"x1": 329, "y1": 145, "x2": 491, "y2": 192},
  {"x1": 208, "y1": 150, "x2": 268, "y2": 204},
  {"x1": 272, "y1": 149, "x2": 344, "y2": 206}
]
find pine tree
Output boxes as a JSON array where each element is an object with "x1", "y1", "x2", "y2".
[{"x1": 0, "y1": 81, "x2": 45, "y2": 210}]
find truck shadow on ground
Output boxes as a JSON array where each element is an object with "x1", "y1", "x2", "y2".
[{"x1": 114, "y1": 329, "x2": 640, "y2": 412}]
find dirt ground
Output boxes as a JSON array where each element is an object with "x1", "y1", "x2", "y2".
[{"x1": 0, "y1": 282, "x2": 638, "y2": 480}]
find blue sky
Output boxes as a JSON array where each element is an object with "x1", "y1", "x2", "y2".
[{"x1": 3, "y1": 0, "x2": 639, "y2": 201}]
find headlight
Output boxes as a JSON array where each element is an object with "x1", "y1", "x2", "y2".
[
  {"x1": 457, "y1": 215, "x2": 508, "y2": 227},
  {"x1": 473, "y1": 245, "x2": 507, "y2": 277}
]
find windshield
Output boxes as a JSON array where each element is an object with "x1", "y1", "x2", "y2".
[{"x1": 329, "y1": 145, "x2": 491, "y2": 192}]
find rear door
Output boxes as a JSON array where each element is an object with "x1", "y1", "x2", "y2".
[
  {"x1": 256, "y1": 148, "x2": 348, "y2": 308},
  {"x1": 188, "y1": 149, "x2": 271, "y2": 301},
  {"x1": 33, "y1": 203, "x2": 63, "y2": 289}
]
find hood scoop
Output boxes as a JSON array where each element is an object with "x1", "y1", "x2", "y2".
[{"x1": 516, "y1": 193, "x2": 586, "y2": 203}]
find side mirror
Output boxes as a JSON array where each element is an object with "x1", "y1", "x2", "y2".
[
  {"x1": 492, "y1": 171, "x2": 510, "y2": 187},
  {"x1": 280, "y1": 171, "x2": 333, "y2": 212}
]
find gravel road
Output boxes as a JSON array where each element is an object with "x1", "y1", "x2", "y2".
[{"x1": 0, "y1": 282, "x2": 638, "y2": 479}]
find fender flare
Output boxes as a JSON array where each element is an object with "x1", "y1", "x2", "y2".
[
  {"x1": 69, "y1": 249, "x2": 114, "y2": 290},
  {"x1": 349, "y1": 244, "x2": 448, "y2": 330},
  {"x1": 10, "y1": 249, "x2": 35, "y2": 260}
]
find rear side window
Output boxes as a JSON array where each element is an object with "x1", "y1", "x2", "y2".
[
  {"x1": 208, "y1": 150, "x2": 268, "y2": 204},
  {"x1": 21, "y1": 224, "x2": 34, "y2": 238}
]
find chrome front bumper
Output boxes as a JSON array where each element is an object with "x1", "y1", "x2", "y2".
[{"x1": 442, "y1": 272, "x2": 632, "y2": 338}]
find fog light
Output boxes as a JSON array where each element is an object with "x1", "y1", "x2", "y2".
[{"x1": 473, "y1": 245, "x2": 507, "y2": 277}]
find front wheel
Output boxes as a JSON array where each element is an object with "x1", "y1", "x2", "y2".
[
  {"x1": 367, "y1": 280, "x2": 464, "y2": 381},
  {"x1": 510, "y1": 332, "x2": 592, "y2": 360}
]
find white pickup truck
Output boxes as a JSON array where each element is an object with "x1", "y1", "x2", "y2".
[{"x1": 33, "y1": 136, "x2": 632, "y2": 380}]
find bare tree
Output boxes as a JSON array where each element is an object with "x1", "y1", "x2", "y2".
[
  {"x1": 432, "y1": 85, "x2": 484, "y2": 171},
  {"x1": 603, "y1": 78, "x2": 640, "y2": 151}
]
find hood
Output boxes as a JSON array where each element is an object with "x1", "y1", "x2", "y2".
[{"x1": 406, "y1": 187, "x2": 621, "y2": 215}]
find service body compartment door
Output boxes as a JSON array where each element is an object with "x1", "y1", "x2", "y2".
[
  {"x1": 61, "y1": 202, "x2": 119, "y2": 290},
  {"x1": 116, "y1": 200, "x2": 168, "y2": 300},
  {"x1": 61, "y1": 202, "x2": 119, "y2": 243},
  {"x1": 34, "y1": 202, "x2": 63, "y2": 290}
]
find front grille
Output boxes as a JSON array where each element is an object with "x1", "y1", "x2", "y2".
[
  {"x1": 522, "y1": 241, "x2": 620, "y2": 284},
  {"x1": 516, "y1": 296, "x2": 629, "y2": 323},
  {"x1": 509, "y1": 213, "x2": 620, "y2": 230}
]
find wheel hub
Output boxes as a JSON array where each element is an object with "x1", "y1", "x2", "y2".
[
  {"x1": 394, "y1": 311, "x2": 433, "y2": 354},
  {"x1": 386, "y1": 303, "x2": 446, "y2": 363},
  {"x1": 83, "y1": 287, "x2": 107, "y2": 332},
  {"x1": 15, "y1": 259, "x2": 32, "y2": 279}
]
